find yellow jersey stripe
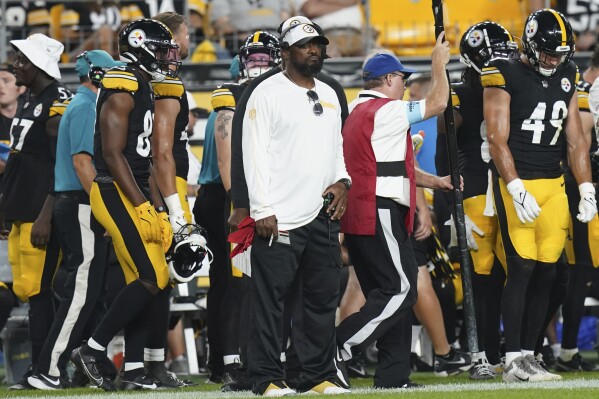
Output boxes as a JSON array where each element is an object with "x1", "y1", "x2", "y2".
[
  {"x1": 548, "y1": 8, "x2": 567, "y2": 46},
  {"x1": 451, "y1": 92, "x2": 460, "y2": 108},
  {"x1": 102, "y1": 76, "x2": 139, "y2": 92},
  {"x1": 152, "y1": 78, "x2": 184, "y2": 98},
  {"x1": 578, "y1": 91, "x2": 590, "y2": 112},
  {"x1": 480, "y1": 67, "x2": 505, "y2": 87}
]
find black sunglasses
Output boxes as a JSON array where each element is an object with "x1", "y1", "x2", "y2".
[{"x1": 307, "y1": 90, "x2": 323, "y2": 116}]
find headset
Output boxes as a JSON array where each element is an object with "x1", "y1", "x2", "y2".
[{"x1": 76, "y1": 51, "x2": 107, "y2": 87}]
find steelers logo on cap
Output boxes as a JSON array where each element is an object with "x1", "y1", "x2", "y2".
[
  {"x1": 467, "y1": 30, "x2": 484, "y2": 48},
  {"x1": 303, "y1": 25, "x2": 315, "y2": 34},
  {"x1": 128, "y1": 29, "x2": 146, "y2": 48},
  {"x1": 525, "y1": 19, "x2": 538, "y2": 38}
]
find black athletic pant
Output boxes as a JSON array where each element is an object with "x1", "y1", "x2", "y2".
[
  {"x1": 248, "y1": 213, "x2": 341, "y2": 393},
  {"x1": 193, "y1": 184, "x2": 228, "y2": 378},
  {"x1": 37, "y1": 192, "x2": 108, "y2": 377},
  {"x1": 337, "y1": 198, "x2": 418, "y2": 387}
]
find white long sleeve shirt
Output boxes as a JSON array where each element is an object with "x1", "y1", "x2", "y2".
[
  {"x1": 348, "y1": 90, "x2": 426, "y2": 207},
  {"x1": 243, "y1": 72, "x2": 350, "y2": 230}
]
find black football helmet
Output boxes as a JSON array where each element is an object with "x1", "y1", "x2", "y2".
[
  {"x1": 522, "y1": 9, "x2": 575, "y2": 77},
  {"x1": 118, "y1": 18, "x2": 181, "y2": 81},
  {"x1": 167, "y1": 224, "x2": 212, "y2": 283},
  {"x1": 459, "y1": 21, "x2": 518, "y2": 73},
  {"x1": 239, "y1": 31, "x2": 281, "y2": 80}
]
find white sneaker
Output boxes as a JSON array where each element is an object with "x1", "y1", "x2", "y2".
[
  {"x1": 263, "y1": 381, "x2": 296, "y2": 397},
  {"x1": 502, "y1": 357, "x2": 534, "y2": 382},
  {"x1": 306, "y1": 381, "x2": 350, "y2": 395},
  {"x1": 523, "y1": 355, "x2": 562, "y2": 381},
  {"x1": 469, "y1": 358, "x2": 496, "y2": 380}
]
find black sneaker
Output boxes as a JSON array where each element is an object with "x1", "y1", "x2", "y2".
[
  {"x1": 71, "y1": 345, "x2": 116, "y2": 391},
  {"x1": 434, "y1": 348, "x2": 472, "y2": 377},
  {"x1": 8, "y1": 366, "x2": 34, "y2": 391},
  {"x1": 334, "y1": 348, "x2": 351, "y2": 389},
  {"x1": 556, "y1": 353, "x2": 598, "y2": 372},
  {"x1": 410, "y1": 352, "x2": 434, "y2": 372},
  {"x1": 145, "y1": 361, "x2": 187, "y2": 389},
  {"x1": 27, "y1": 372, "x2": 63, "y2": 390},
  {"x1": 117, "y1": 371, "x2": 158, "y2": 390},
  {"x1": 70, "y1": 368, "x2": 89, "y2": 388},
  {"x1": 221, "y1": 364, "x2": 253, "y2": 392},
  {"x1": 347, "y1": 353, "x2": 370, "y2": 378},
  {"x1": 540, "y1": 345, "x2": 556, "y2": 369}
]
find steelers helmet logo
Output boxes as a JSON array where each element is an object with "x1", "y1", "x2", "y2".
[
  {"x1": 561, "y1": 77, "x2": 571, "y2": 92},
  {"x1": 467, "y1": 30, "x2": 484, "y2": 48},
  {"x1": 289, "y1": 19, "x2": 302, "y2": 27},
  {"x1": 33, "y1": 103, "x2": 43, "y2": 118},
  {"x1": 128, "y1": 29, "x2": 146, "y2": 48},
  {"x1": 525, "y1": 19, "x2": 538, "y2": 38},
  {"x1": 303, "y1": 25, "x2": 315, "y2": 34}
]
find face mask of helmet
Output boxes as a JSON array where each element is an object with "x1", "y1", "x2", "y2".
[
  {"x1": 459, "y1": 22, "x2": 519, "y2": 74},
  {"x1": 522, "y1": 9, "x2": 574, "y2": 77},
  {"x1": 239, "y1": 31, "x2": 281, "y2": 80},
  {"x1": 167, "y1": 224, "x2": 213, "y2": 283}
]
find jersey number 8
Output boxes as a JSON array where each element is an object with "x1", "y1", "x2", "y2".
[{"x1": 136, "y1": 110, "x2": 153, "y2": 157}]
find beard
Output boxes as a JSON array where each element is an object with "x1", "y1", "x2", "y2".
[{"x1": 290, "y1": 54, "x2": 324, "y2": 77}]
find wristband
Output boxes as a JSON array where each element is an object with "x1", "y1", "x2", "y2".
[{"x1": 164, "y1": 193, "x2": 184, "y2": 215}]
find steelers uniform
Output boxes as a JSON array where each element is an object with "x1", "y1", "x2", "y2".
[
  {"x1": 90, "y1": 66, "x2": 169, "y2": 289},
  {"x1": 193, "y1": 81, "x2": 246, "y2": 378},
  {"x1": 564, "y1": 81, "x2": 599, "y2": 268},
  {"x1": 4, "y1": 81, "x2": 70, "y2": 302},
  {"x1": 151, "y1": 77, "x2": 192, "y2": 223},
  {"x1": 482, "y1": 58, "x2": 575, "y2": 263},
  {"x1": 452, "y1": 82, "x2": 506, "y2": 274},
  {"x1": 4, "y1": 81, "x2": 70, "y2": 366}
]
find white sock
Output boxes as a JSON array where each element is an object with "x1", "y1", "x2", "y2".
[
  {"x1": 560, "y1": 348, "x2": 578, "y2": 362},
  {"x1": 144, "y1": 348, "x2": 165, "y2": 362},
  {"x1": 124, "y1": 362, "x2": 144, "y2": 372},
  {"x1": 505, "y1": 351, "x2": 520, "y2": 367},
  {"x1": 551, "y1": 343, "x2": 561, "y2": 358},
  {"x1": 472, "y1": 351, "x2": 486, "y2": 362},
  {"x1": 87, "y1": 338, "x2": 106, "y2": 351},
  {"x1": 223, "y1": 355, "x2": 240, "y2": 366}
]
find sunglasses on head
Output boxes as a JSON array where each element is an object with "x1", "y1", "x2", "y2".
[{"x1": 306, "y1": 90, "x2": 323, "y2": 116}]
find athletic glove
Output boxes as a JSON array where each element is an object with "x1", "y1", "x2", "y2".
[
  {"x1": 158, "y1": 211, "x2": 173, "y2": 252},
  {"x1": 164, "y1": 193, "x2": 188, "y2": 233},
  {"x1": 506, "y1": 178, "x2": 541, "y2": 224},
  {"x1": 444, "y1": 214, "x2": 485, "y2": 251},
  {"x1": 577, "y1": 182, "x2": 598, "y2": 223},
  {"x1": 135, "y1": 201, "x2": 162, "y2": 243}
]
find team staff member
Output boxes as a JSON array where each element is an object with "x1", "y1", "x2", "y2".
[
  {"x1": 439, "y1": 21, "x2": 518, "y2": 379},
  {"x1": 337, "y1": 34, "x2": 452, "y2": 389},
  {"x1": 3, "y1": 34, "x2": 71, "y2": 390},
  {"x1": 483, "y1": 9, "x2": 596, "y2": 382},
  {"x1": 243, "y1": 16, "x2": 350, "y2": 396},
  {"x1": 145, "y1": 11, "x2": 192, "y2": 389},
  {"x1": 71, "y1": 19, "x2": 180, "y2": 391},
  {"x1": 27, "y1": 50, "x2": 123, "y2": 391}
]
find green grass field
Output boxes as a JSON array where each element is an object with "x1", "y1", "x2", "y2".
[{"x1": 2, "y1": 369, "x2": 599, "y2": 399}]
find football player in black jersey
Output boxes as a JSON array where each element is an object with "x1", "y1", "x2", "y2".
[
  {"x1": 483, "y1": 9, "x2": 597, "y2": 382},
  {"x1": 210, "y1": 31, "x2": 280, "y2": 392},
  {"x1": 70, "y1": 19, "x2": 180, "y2": 391},
  {"x1": 0, "y1": 65, "x2": 25, "y2": 191},
  {"x1": 556, "y1": 49, "x2": 599, "y2": 372},
  {"x1": 439, "y1": 21, "x2": 517, "y2": 379},
  {"x1": 3, "y1": 33, "x2": 72, "y2": 390},
  {"x1": 142, "y1": 11, "x2": 193, "y2": 389}
]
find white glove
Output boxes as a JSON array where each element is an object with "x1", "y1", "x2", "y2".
[
  {"x1": 164, "y1": 193, "x2": 187, "y2": 233},
  {"x1": 444, "y1": 214, "x2": 485, "y2": 251},
  {"x1": 577, "y1": 182, "x2": 598, "y2": 223},
  {"x1": 506, "y1": 178, "x2": 541, "y2": 224}
]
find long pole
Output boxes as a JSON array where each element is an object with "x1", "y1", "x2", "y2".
[{"x1": 431, "y1": 0, "x2": 479, "y2": 355}]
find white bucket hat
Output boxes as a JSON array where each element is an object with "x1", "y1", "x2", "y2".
[{"x1": 10, "y1": 33, "x2": 63, "y2": 80}]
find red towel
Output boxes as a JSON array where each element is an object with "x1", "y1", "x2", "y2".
[{"x1": 227, "y1": 216, "x2": 255, "y2": 259}]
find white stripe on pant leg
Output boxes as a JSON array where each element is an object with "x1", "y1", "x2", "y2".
[
  {"x1": 48, "y1": 204, "x2": 96, "y2": 377},
  {"x1": 341, "y1": 208, "x2": 411, "y2": 358}
]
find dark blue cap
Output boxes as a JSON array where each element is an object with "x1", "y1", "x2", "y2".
[{"x1": 362, "y1": 53, "x2": 417, "y2": 81}]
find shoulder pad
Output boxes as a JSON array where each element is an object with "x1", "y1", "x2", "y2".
[
  {"x1": 578, "y1": 80, "x2": 590, "y2": 112},
  {"x1": 211, "y1": 85, "x2": 236, "y2": 110},
  {"x1": 102, "y1": 67, "x2": 139, "y2": 92},
  {"x1": 480, "y1": 63, "x2": 506, "y2": 88},
  {"x1": 152, "y1": 77, "x2": 185, "y2": 98}
]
